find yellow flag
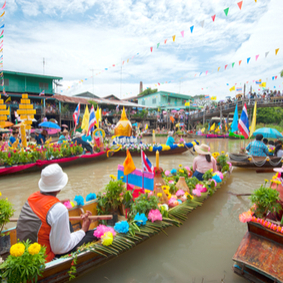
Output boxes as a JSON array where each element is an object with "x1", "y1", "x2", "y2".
[
  {"x1": 261, "y1": 82, "x2": 266, "y2": 88},
  {"x1": 95, "y1": 107, "x2": 100, "y2": 127},
  {"x1": 5, "y1": 96, "x2": 11, "y2": 103},
  {"x1": 81, "y1": 105, "x2": 90, "y2": 132},
  {"x1": 230, "y1": 86, "x2": 235, "y2": 91},
  {"x1": 210, "y1": 123, "x2": 215, "y2": 131},
  {"x1": 123, "y1": 149, "x2": 136, "y2": 175},
  {"x1": 172, "y1": 35, "x2": 176, "y2": 42},
  {"x1": 218, "y1": 67, "x2": 220, "y2": 72},
  {"x1": 275, "y1": 48, "x2": 279, "y2": 55},
  {"x1": 249, "y1": 102, "x2": 257, "y2": 138},
  {"x1": 215, "y1": 126, "x2": 220, "y2": 132},
  {"x1": 185, "y1": 102, "x2": 190, "y2": 106},
  {"x1": 211, "y1": 96, "x2": 217, "y2": 100}
]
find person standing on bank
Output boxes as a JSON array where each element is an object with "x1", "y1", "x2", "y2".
[
  {"x1": 16, "y1": 164, "x2": 97, "y2": 262},
  {"x1": 192, "y1": 144, "x2": 217, "y2": 181}
]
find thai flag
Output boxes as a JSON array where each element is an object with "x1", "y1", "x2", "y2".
[
  {"x1": 116, "y1": 104, "x2": 119, "y2": 110},
  {"x1": 39, "y1": 90, "x2": 45, "y2": 96},
  {"x1": 141, "y1": 150, "x2": 153, "y2": 173},
  {"x1": 73, "y1": 103, "x2": 80, "y2": 126},
  {"x1": 255, "y1": 80, "x2": 261, "y2": 85},
  {"x1": 238, "y1": 103, "x2": 249, "y2": 139},
  {"x1": 88, "y1": 106, "x2": 96, "y2": 135},
  {"x1": 205, "y1": 95, "x2": 210, "y2": 99}
]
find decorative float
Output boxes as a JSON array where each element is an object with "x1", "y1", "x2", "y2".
[
  {"x1": 233, "y1": 171, "x2": 283, "y2": 282},
  {"x1": 0, "y1": 151, "x2": 233, "y2": 282}
]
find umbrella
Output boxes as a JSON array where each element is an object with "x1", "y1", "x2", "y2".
[
  {"x1": 39, "y1": 121, "x2": 61, "y2": 130},
  {"x1": 171, "y1": 110, "x2": 177, "y2": 113},
  {"x1": 179, "y1": 109, "x2": 185, "y2": 112},
  {"x1": 253, "y1": 127, "x2": 283, "y2": 139},
  {"x1": 2, "y1": 121, "x2": 14, "y2": 128},
  {"x1": 62, "y1": 124, "x2": 68, "y2": 128},
  {"x1": 0, "y1": 128, "x2": 11, "y2": 133}
]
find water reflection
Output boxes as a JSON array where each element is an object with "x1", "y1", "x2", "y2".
[{"x1": 0, "y1": 137, "x2": 274, "y2": 282}]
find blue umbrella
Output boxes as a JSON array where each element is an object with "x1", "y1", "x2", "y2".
[
  {"x1": 252, "y1": 127, "x2": 283, "y2": 139},
  {"x1": 39, "y1": 121, "x2": 61, "y2": 130}
]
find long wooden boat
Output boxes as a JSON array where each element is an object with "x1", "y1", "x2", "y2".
[
  {"x1": 112, "y1": 146, "x2": 188, "y2": 157},
  {"x1": 232, "y1": 221, "x2": 283, "y2": 283},
  {"x1": 0, "y1": 151, "x2": 107, "y2": 177},
  {"x1": 228, "y1": 132, "x2": 245, "y2": 140},
  {"x1": 2, "y1": 170, "x2": 232, "y2": 282},
  {"x1": 229, "y1": 153, "x2": 282, "y2": 170}
]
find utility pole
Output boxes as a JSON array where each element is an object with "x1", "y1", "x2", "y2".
[
  {"x1": 43, "y1": 58, "x2": 45, "y2": 75},
  {"x1": 90, "y1": 69, "x2": 94, "y2": 94}
]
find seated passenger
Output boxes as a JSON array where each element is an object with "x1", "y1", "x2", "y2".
[
  {"x1": 166, "y1": 132, "x2": 175, "y2": 146},
  {"x1": 17, "y1": 164, "x2": 97, "y2": 262},
  {"x1": 58, "y1": 129, "x2": 69, "y2": 144},
  {"x1": 81, "y1": 129, "x2": 92, "y2": 143},
  {"x1": 72, "y1": 132, "x2": 93, "y2": 154},
  {"x1": 246, "y1": 134, "x2": 270, "y2": 157},
  {"x1": 192, "y1": 144, "x2": 217, "y2": 181},
  {"x1": 275, "y1": 144, "x2": 283, "y2": 157}
]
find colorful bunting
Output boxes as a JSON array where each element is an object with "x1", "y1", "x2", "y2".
[
  {"x1": 164, "y1": 39, "x2": 167, "y2": 44},
  {"x1": 224, "y1": 8, "x2": 229, "y2": 16},
  {"x1": 205, "y1": 71, "x2": 208, "y2": 75},
  {"x1": 225, "y1": 65, "x2": 228, "y2": 70},
  {"x1": 275, "y1": 48, "x2": 279, "y2": 55},
  {"x1": 218, "y1": 67, "x2": 220, "y2": 71},
  {"x1": 232, "y1": 62, "x2": 235, "y2": 68},
  {"x1": 150, "y1": 47, "x2": 153, "y2": 52},
  {"x1": 247, "y1": 57, "x2": 251, "y2": 64},
  {"x1": 1, "y1": 1, "x2": 5, "y2": 10},
  {"x1": 157, "y1": 43, "x2": 160, "y2": 48},
  {"x1": 200, "y1": 20, "x2": 205, "y2": 28},
  {"x1": 265, "y1": 51, "x2": 269, "y2": 58},
  {"x1": 237, "y1": 1, "x2": 243, "y2": 10},
  {"x1": 239, "y1": 60, "x2": 242, "y2": 66},
  {"x1": 190, "y1": 26, "x2": 194, "y2": 33},
  {"x1": 172, "y1": 35, "x2": 176, "y2": 42},
  {"x1": 255, "y1": 55, "x2": 259, "y2": 61},
  {"x1": 230, "y1": 86, "x2": 235, "y2": 91},
  {"x1": 211, "y1": 15, "x2": 216, "y2": 22},
  {"x1": 180, "y1": 31, "x2": 184, "y2": 37},
  {"x1": 0, "y1": 11, "x2": 4, "y2": 17}
]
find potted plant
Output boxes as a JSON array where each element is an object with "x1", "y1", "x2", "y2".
[
  {"x1": 0, "y1": 192, "x2": 15, "y2": 255},
  {"x1": 97, "y1": 179, "x2": 126, "y2": 226}
]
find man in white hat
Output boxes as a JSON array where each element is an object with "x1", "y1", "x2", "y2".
[{"x1": 17, "y1": 164, "x2": 96, "y2": 262}]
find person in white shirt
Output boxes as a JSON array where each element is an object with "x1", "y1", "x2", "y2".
[{"x1": 17, "y1": 164, "x2": 96, "y2": 262}]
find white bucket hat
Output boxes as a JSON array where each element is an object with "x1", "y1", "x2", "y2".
[{"x1": 39, "y1": 164, "x2": 68, "y2": 193}]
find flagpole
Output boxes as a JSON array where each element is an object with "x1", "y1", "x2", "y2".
[{"x1": 141, "y1": 150, "x2": 144, "y2": 190}]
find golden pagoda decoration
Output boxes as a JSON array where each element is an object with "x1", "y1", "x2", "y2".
[
  {"x1": 0, "y1": 94, "x2": 9, "y2": 128},
  {"x1": 16, "y1": 94, "x2": 36, "y2": 147},
  {"x1": 114, "y1": 107, "x2": 132, "y2": 137}
]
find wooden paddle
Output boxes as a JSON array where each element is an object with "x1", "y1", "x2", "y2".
[
  {"x1": 227, "y1": 192, "x2": 251, "y2": 197},
  {"x1": 9, "y1": 215, "x2": 113, "y2": 222}
]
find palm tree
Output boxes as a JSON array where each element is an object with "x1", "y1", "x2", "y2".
[{"x1": 280, "y1": 70, "x2": 283, "y2": 77}]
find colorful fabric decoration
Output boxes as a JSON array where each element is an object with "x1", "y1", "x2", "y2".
[
  {"x1": 148, "y1": 209, "x2": 162, "y2": 222},
  {"x1": 212, "y1": 174, "x2": 222, "y2": 183},
  {"x1": 195, "y1": 184, "x2": 207, "y2": 193},
  {"x1": 134, "y1": 213, "x2": 147, "y2": 226},
  {"x1": 114, "y1": 221, "x2": 129, "y2": 234},
  {"x1": 63, "y1": 201, "x2": 73, "y2": 209},
  {"x1": 192, "y1": 189, "x2": 201, "y2": 197},
  {"x1": 86, "y1": 193, "x2": 97, "y2": 201},
  {"x1": 74, "y1": 195, "x2": 84, "y2": 206},
  {"x1": 214, "y1": 171, "x2": 224, "y2": 180},
  {"x1": 171, "y1": 169, "x2": 177, "y2": 175},
  {"x1": 94, "y1": 224, "x2": 116, "y2": 239},
  {"x1": 70, "y1": 201, "x2": 75, "y2": 207},
  {"x1": 165, "y1": 170, "x2": 170, "y2": 176},
  {"x1": 101, "y1": 232, "x2": 113, "y2": 246}
]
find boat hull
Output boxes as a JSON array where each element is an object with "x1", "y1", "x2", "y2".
[{"x1": 232, "y1": 222, "x2": 283, "y2": 283}]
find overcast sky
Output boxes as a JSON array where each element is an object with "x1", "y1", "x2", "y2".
[{"x1": 3, "y1": 0, "x2": 283, "y2": 99}]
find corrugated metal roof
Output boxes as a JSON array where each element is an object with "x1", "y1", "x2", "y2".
[{"x1": 3, "y1": 70, "x2": 63, "y2": 80}]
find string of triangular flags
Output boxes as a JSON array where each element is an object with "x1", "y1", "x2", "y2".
[
  {"x1": 0, "y1": 1, "x2": 6, "y2": 96},
  {"x1": 145, "y1": 47, "x2": 280, "y2": 90},
  {"x1": 61, "y1": 0, "x2": 259, "y2": 93}
]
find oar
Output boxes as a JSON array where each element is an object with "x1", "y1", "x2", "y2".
[
  {"x1": 227, "y1": 192, "x2": 251, "y2": 197},
  {"x1": 184, "y1": 144, "x2": 194, "y2": 156},
  {"x1": 9, "y1": 215, "x2": 113, "y2": 222}
]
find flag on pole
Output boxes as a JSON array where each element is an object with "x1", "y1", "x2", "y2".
[
  {"x1": 236, "y1": 87, "x2": 242, "y2": 92},
  {"x1": 73, "y1": 103, "x2": 80, "y2": 126},
  {"x1": 141, "y1": 150, "x2": 153, "y2": 173},
  {"x1": 123, "y1": 149, "x2": 136, "y2": 175},
  {"x1": 39, "y1": 90, "x2": 45, "y2": 96},
  {"x1": 145, "y1": 124, "x2": 148, "y2": 130},
  {"x1": 249, "y1": 102, "x2": 257, "y2": 138},
  {"x1": 87, "y1": 106, "x2": 96, "y2": 135},
  {"x1": 208, "y1": 123, "x2": 210, "y2": 131},
  {"x1": 231, "y1": 104, "x2": 239, "y2": 133},
  {"x1": 81, "y1": 105, "x2": 90, "y2": 132},
  {"x1": 210, "y1": 123, "x2": 215, "y2": 131},
  {"x1": 230, "y1": 86, "x2": 235, "y2": 91},
  {"x1": 238, "y1": 103, "x2": 249, "y2": 139},
  {"x1": 5, "y1": 96, "x2": 11, "y2": 103}
]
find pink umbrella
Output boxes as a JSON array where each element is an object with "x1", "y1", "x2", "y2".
[
  {"x1": 62, "y1": 124, "x2": 68, "y2": 128},
  {"x1": 171, "y1": 110, "x2": 177, "y2": 113}
]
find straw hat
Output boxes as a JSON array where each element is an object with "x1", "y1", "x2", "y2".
[
  {"x1": 274, "y1": 166, "x2": 283, "y2": 173},
  {"x1": 39, "y1": 164, "x2": 68, "y2": 193},
  {"x1": 194, "y1": 144, "x2": 211, "y2": 155},
  {"x1": 62, "y1": 129, "x2": 69, "y2": 134}
]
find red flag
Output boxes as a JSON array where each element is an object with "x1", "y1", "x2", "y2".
[
  {"x1": 211, "y1": 15, "x2": 216, "y2": 22},
  {"x1": 164, "y1": 39, "x2": 167, "y2": 44},
  {"x1": 239, "y1": 60, "x2": 242, "y2": 66},
  {"x1": 225, "y1": 65, "x2": 228, "y2": 70},
  {"x1": 237, "y1": 1, "x2": 243, "y2": 10},
  {"x1": 150, "y1": 47, "x2": 153, "y2": 52}
]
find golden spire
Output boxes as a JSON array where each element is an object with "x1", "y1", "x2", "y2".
[{"x1": 121, "y1": 106, "x2": 127, "y2": 121}]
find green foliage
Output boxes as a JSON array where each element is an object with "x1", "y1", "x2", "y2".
[
  {"x1": 250, "y1": 185, "x2": 282, "y2": 218},
  {"x1": 256, "y1": 107, "x2": 283, "y2": 125},
  {"x1": 88, "y1": 100, "x2": 97, "y2": 109},
  {"x1": 97, "y1": 180, "x2": 126, "y2": 215},
  {"x1": 202, "y1": 170, "x2": 213, "y2": 181},
  {"x1": 61, "y1": 103, "x2": 69, "y2": 114},
  {"x1": 130, "y1": 193, "x2": 159, "y2": 216},
  {"x1": 0, "y1": 240, "x2": 46, "y2": 283},
  {"x1": 132, "y1": 109, "x2": 148, "y2": 119},
  {"x1": 138, "y1": 88, "x2": 157, "y2": 97},
  {"x1": 0, "y1": 196, "x2": 15, "y2": 235},
  {"x1": 186, "y1": 177, "x2": 199, "y2": 191},
  {"x1": 67, "y1": 254, "x2": 77, "y2": 281},
  {"x1": 221, "y1": 164, "x2": 230, "y2": 173},
  {"x1": 217, "y1": 154, "x2": 228, "y2": 168}
]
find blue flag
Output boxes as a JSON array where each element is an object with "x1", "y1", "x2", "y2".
[{"x1": 231, "y1": 104, "x2": 239, "y2": 133}]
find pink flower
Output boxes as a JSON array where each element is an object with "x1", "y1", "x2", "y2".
[
  {"x1": 195, "y1": 184, "x2": 207, "y2": 193},
  {"x1": 168, "y1": 197, "x2": 178, "y2": 207},
  {"x1": 8, "y1": 152, "x2": 11, "y2": 158},
  {"x1": 185, "y1": 166, "x2": 191, "y2": 172},
  {"x1": 192, "y1": 189, "x2": 201, "y2": 197},
  {"x1": 176, "y1": 190, "x2": 185, "y2": 197},
  {"x1": 165, "y1": 170, "x2": 170, "y2": 176},
  {"x1": 63, "y1": 201, "x2": 72, "y2": 209},
  {"x1": 148, "y1": 209, "x2": 162, "y2": 222},
  {"x1": 227, "y1": 162, "x2": 232, "y2": 168},
  {"x1": 239, "y1": 210, "x2": 253, "y2": 223},
  {"x1": 94, "y1": 224, "x2": 116, "y2": 239},
  {"x1": 168, "y1": 180, "x2": 174, "y2": 184}
]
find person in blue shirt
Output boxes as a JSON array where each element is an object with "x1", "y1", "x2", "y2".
[
  {"x1": 9, "y1": 130, "x2": 21, "y2": 147},
  {"x1": 58, "y1": 129, "x2": 69, "y2": 145},
  {"x1": 166, "y1": 132, "x2": 175, "y2": 147},
  {"x1": 246, "y1": 134, "x2": 271, "y2": 157},
  {"x1": 81, "y1": 130, "x2": 92, "y2": 143},
  {"x1": 34, "y1": 129, "x2": 42, "y2": 145},
  {"x1": 38, "y1": 129, "x2": 48, "y2": 145}
]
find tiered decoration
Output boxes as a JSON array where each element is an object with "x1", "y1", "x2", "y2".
[
  {"x1": 0, "y1": 94, "x2": 9, "y2": 128},
  {"x1": 16, "y1": 94, "x2": 36, "y2": 147}
]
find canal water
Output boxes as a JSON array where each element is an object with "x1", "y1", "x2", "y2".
[{"x1": 0, "y1": 137, "x2": 274, "y2": 282}]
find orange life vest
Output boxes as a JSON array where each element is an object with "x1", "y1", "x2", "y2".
[{"x1": 28, "y1": 191, "x2": 60, "y2": 262}]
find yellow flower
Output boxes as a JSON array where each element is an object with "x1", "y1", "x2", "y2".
[
  {"x1": 248, "y1": 158, "x2": 252, "y2": 161},
  {"x1": 221, "y1": 151, "x2": 225, "y2": 154},
  {"x1": 167, "y1": 193, "x2": 172, "y2": 199},
  {"x1": 264, "y1": 179, "x2": 269, "y2": 183},
  {"x1": 157, "y1": 193, "x2": 162, "y2": 198},
  {"x1": 101, "y1": 232, "x2": 113, "y2": 246},
  {"x1": 10, "y1": 243, "x2": 25, "y2": 257},
  {"x1": 210, "y1": 168, "x2": 213, "y2": 172},
  {"x1": 109, "y1": 174, "x2": 117, "y2": 180},
  {"x1": 179, "y1": 169, "x2": 184, "y2": 173},
  {"x1": 0, "y1": 192, "x2": 1, "y2": 197},
  {"x1": 145, "y1": 189, "x2": 151, "y2": 194},
  {"x1": 28, "y1": 243, "x2": 41, "y2": 255},
  {"x1": 179, "y1": 164, "x2": 182, "y2": 167},
  {"x1": 266, "y1": 158, "x2": 270, "y2": 162}
]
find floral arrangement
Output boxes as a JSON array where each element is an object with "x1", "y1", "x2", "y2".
[
  {"x1": 0, "y1": 191, "x2": 15, "y2": 236},
  {"x1": 94, "y1": 224, "x2": 116, "y2": 239},
  {"x1": 0, "y1": 240, "x2": 46, "y2": 283},
  {"x1": 147, "y1": 209, "x2": 162, "y2": 222}
]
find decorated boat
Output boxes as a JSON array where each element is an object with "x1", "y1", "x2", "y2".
[
  {"x1": 206, "y1": 133, "x2": 228, "y2": 139},
  {"x1": 229, "y1": 153, "x2": 283, "y2": 170},
  {"x1": 0, "y1": 152, "x2": 232, "y2": 282},
  {"x1": 233, "y1": 173, "x2": 283, "y2": 282},
  {"x1": 228, "y1": 132, "x2": 245, "y2": 139}
]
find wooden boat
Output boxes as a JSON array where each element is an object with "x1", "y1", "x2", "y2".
[
  {"x1": 2, "y1": 170, "x2": 232, "y2": 282},
  {"x1": 232, "y1": 221, "x2": 283, "y2": 283},
  {"x1": 112, "y1": 146, "x2": 189, "y2": 157},
  {"x1": 0, "y1": 151, "x2": 108, "y2": 177},
  {"x1": 229, "y1": 153, "x2": 282, "y2": 170}
]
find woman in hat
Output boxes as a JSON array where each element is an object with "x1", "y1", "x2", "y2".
[
  {"x1": 192, "y1": 144, "x2": 217, "y2": 181},
  {"x1": 58, "y1": 129, "x2": 69, "y2": 145}
]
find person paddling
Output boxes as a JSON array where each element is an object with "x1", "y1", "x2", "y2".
[
  {"x1": 16, "y1": 164, "x2": 97, "y2": 262},
  {"x1": 192, "y1": 144, "x2": 217, "y2": 181}
]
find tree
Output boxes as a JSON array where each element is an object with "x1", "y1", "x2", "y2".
[
  {"x1": 281, "y1": 70, "x2": 283, "y2": 77},
  {"x1": 138, "y1": 88, "x2": 157, "y2": 97}
]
